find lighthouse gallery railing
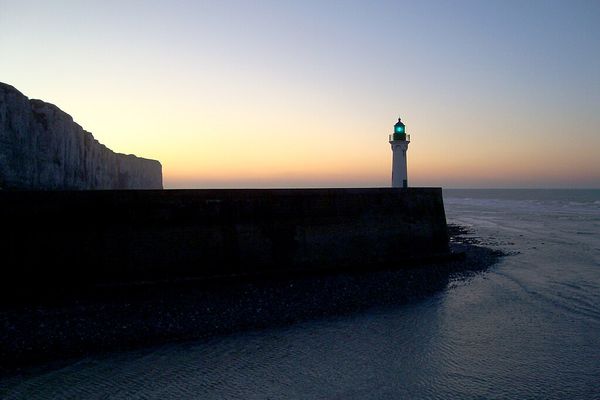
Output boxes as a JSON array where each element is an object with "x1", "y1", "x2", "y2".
[{"x1": 389, "y1": 134, "x2": 410, "y2": 142}]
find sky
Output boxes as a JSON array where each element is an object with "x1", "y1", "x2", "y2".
[{"x1": 1, "y1": 0, "x2": 599, "y2": 188}]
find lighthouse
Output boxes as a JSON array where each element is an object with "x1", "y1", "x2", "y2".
[{"x1": 389, "y1": 117, "x2": 410, "y2": 188}]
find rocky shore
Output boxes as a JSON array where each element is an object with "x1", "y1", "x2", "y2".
[{"x1": 0, "y1": 225, "x2": 503, "y2": 374}]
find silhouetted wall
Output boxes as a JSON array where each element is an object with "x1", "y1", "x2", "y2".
[{"x1": 0, "y1": 188, "x2": 448, "y2": 296}]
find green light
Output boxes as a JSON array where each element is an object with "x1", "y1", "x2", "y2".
[{"x1": 395, "y1": 126, "x2": 404, "y2": 133}]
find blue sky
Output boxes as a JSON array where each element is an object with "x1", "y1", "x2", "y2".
[{"x1": 1, "y1": 0, "x2": 599, "y2": 188}]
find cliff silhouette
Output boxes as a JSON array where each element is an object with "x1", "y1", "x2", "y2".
[{"x1": 0, "y1": 82, "x2": 162, "y2": 189}]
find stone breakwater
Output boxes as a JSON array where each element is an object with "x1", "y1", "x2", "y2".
[
  {"x1": 0, "y1": 188, "x2": 450, "y2": 299},
  {"x1": 0, "y1": 82, "x2": 162, "y2": 189},
  {"x1": 0, "y1": 187, "x2": 454, "y2": 370}
]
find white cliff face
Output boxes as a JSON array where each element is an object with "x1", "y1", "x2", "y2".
[{"x1": 0, "y1": 82, "x2": 162, "y2": 190}]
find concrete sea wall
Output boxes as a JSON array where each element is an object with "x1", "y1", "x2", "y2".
[
  {"x1": 0, "y1": 187, "x2": 458, "y2": 369},
  {"x1": 0, "y1": 82, "x2": 162, "y2": 189},
  {"x1": 0, "y1": 188, "x2": 448, "y2": 296}
]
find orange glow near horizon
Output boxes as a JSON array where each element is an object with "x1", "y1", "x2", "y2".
[{"x1": 5, "y1": 80, "x2": 597, "y2": 189}]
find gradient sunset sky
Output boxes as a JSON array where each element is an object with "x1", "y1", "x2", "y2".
[{"x1": 1, "y1": 1, "x2": 599, "y2": 188}]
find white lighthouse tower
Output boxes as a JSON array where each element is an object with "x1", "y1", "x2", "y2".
[{"x1": 389, "y1": 117, "x2": 410, "y2": 188}]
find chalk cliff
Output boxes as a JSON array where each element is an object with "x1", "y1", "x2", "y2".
[{"x1": 0, "y1": 82, "x2": 162, "y2": 189}]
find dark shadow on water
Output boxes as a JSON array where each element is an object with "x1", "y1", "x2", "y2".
[{"x1": 0, "y1": 225, "x2": 503, "y2": 375}]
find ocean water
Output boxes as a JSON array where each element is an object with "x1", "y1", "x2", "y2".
[{"x1": 2, "y1": 189, "x2": 600, "y2": 399}]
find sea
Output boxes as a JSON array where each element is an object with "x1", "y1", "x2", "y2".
[{"x1": 1, "y1": 189, "x2": 599, "y2": 399}]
